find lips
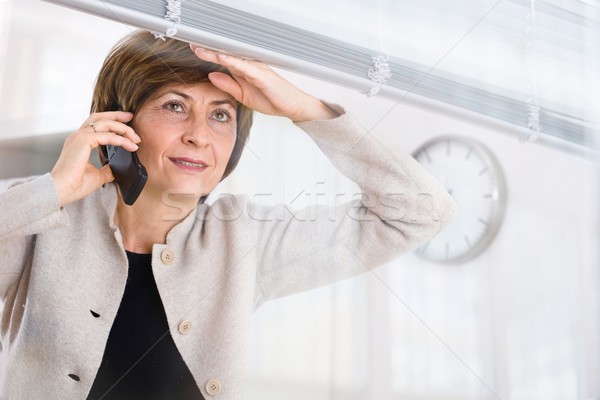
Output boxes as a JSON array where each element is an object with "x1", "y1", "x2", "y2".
[{"x1": 169, "y1": 157, "x2": 208, "y2": 172}]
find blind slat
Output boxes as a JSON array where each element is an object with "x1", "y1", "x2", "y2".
[{"x1": 43, "y1": 0, "x2": 599, "y2": 156}]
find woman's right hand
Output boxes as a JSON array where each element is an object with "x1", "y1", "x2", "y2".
[{"x1": 50, "y1": 111, "x2": 141, "y2": 207}]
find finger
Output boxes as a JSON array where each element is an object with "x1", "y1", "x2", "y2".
[
  {"x1": 89, "y1": 131, "x2": 139, "y2": 152},
  {"x1": 81, "y1": 111, "x2": 133, "y2": 129},
  {"x1": 207, "y1": 72, "x2": 243, "y2": 103},
  {"x1": 190, "y1": 44, "x2": 232, "y2": 61},
  {"x1": 190, "y1": 43, "x2": 204, "y2": 53},
  {"x1": 193, "y1": 47, "x2": 258, "y2": 75},
  {"x1": 215, "y1": 52, "x2": 260, "y2": 77},
  {"x1": 88, "y1": 119, "x2": 141, "y2": 143},
  {"x1": 191, "y1": 46, "x2": 222, "y2": 64}
]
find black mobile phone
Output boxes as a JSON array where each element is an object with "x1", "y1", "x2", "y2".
[
  {"x1": 104, "y1": 144, "x2": 148, "y2": 206},
  {"x1": 99, "y1": 105, "x2": 147, "y2": 205}
]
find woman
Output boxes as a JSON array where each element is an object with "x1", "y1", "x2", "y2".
[{"x1": 0, "y1": 31, "x2": 455, "y2": 399}]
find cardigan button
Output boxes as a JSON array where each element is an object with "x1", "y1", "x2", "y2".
[
  {"x1": 161, "y1": 249, "x2": 174, "y2": 264},
  {"x1": 178, "y1": 320, "x2": 192, "y2": 335},
  {"x1": 205, "y1": 379, "x2": 221, "y2": 396}
]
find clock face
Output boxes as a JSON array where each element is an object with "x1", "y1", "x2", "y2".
[{"x1": 412, "y1": 135, "x2": 506, "y2": 264}]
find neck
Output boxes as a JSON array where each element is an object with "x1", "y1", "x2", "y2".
[{"x1": 114, "y1": 188, "x2": 200, "y2": 253}]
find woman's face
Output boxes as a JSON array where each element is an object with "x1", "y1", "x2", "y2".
[{"x1": 132, "y1": 82, "x2": 238, "y2": 199}]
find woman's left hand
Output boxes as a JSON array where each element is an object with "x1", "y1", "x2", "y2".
[{"x1": 190, "y1": 44, "x2": 339, "y2": 122}]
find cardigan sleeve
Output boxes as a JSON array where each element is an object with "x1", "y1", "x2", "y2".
[
  {"x1": 249, "y1": 109, "x2": 456, "y2": 305},
  {"x1": 0, "y1": 174, "x2": 69, "y2": 296}
]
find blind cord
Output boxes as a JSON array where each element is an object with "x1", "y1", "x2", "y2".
[
  {"x1": 152, "y1": 0, "x2": 182, "y2": 40},
  {"x1": 367, "y1": 0, "x2": 392, "y2": 97},
  {"x1": 367, "y1": 55, "x2": 392, "y2": 96},
  {"x1": 524, "y1": 0, "x2": 541, "y2": 142}
]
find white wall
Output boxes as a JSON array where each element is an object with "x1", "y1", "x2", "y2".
[
  {"x1": 215, "y1": 73, "x2": 600, "y2": 400},
  {"x1": 1, "y1": 1, "x2": 599, "y2": 400},
  {"x1": 0, "y1": 0, "x2": 131, "y2": 141}
]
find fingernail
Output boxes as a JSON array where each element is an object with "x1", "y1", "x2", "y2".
[
  {"x1": 218, "y1": 53, "x2": 229, "y2": 60},
  {"x1": 194, "y1": 47, "x2": 206, "y2": 55}
]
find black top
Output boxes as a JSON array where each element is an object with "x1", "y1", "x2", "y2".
[{"x1": 86, "y1": 251, "x2": 204, "y2": 400}]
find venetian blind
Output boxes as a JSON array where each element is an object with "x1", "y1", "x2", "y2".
[{"x1": 43, "y1": 0, "x2": 599, "y2": 156}]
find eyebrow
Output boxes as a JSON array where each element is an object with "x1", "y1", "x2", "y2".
[{"x1": 158, "y1": 89, "x2": 237, "y2": 108}]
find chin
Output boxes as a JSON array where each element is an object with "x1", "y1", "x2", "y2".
[
  {"x1": 167, "y1": 187, "x2": 208, "y2": 198},
  {"x1": 153, "y1": 180, "x2": 210, "y2": 200}
]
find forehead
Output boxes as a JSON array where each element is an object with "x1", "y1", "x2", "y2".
[{"x1": 152, "y1": 82, "x2": 236, "y2": 105}]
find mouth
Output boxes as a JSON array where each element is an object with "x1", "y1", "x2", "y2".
[{"x1": 169, "y1": 157, "x2": 209, "y2": 172}]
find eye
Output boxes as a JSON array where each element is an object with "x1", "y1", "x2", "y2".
[
  {"x1": 164, "y1": 101, "x2": 185, "y2": 113},
  {"x1": 212, "y1": 109, "x2": 232, "y2": 123}
]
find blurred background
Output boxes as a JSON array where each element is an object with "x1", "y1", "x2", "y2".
[{"x1": 1, "y1": 0, "x2": 599, "y2": 399}]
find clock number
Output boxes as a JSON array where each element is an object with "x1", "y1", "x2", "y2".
[
  {"x1": 465, "y1": 146, "x2": 473, "y2": 160},
  {"x1": 464, "y1": 235, "x2": 472, "y2": 248},
  {"x1": 423, "y1": 149, "x2": 432, "y2": 164}
]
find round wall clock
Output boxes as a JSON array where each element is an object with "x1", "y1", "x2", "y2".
[{"x1": 412, "y1": 135, "x2": 507, "y2": 264}]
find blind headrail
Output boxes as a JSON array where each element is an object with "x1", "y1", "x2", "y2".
[{"x1": 42, "y1": 0, "x2": 599, "y2": 158}]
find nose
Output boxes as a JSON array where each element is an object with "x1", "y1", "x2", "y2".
[{"x1": 181, "y1": 114, "x2": 212, "y2": 147}]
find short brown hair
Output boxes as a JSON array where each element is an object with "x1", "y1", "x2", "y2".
[{"x1": 91, "y1": 30, "x2": 253, "y2": 181}]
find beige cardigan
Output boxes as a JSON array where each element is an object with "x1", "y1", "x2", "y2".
[{"x1": 0, "y1": 111, "x2": 455, "y2": 399}]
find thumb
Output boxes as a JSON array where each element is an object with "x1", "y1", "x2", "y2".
[
  {"x1": 208, "y1": 72, "x2": 243, "y2": 102},
  {"x1": 100, "y1": 164, "x2": 115, "y2": 184}
]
